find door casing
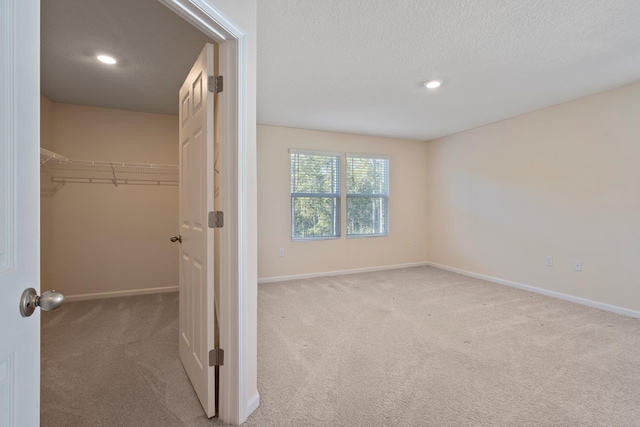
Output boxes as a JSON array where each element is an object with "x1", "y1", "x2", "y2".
[{"x1": 158, "y1": 0, "x2": 252, "y2": 424}]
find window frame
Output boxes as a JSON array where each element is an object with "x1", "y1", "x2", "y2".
[
  {"x1": 290, "y1": 149, "x2": 342, "y2": 241},
  {"x1": 345, "y1": 153, "x2": 390, "y2": 238}
]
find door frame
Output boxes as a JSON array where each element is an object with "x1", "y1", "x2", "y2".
[{"x1": 158, "y1": 1, "x2": 251, "y2": 424}]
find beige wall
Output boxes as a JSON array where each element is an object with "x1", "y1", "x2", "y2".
[
  {"x1": 40, "y1": 100, "x2": 179, "y2": 298},
  {"x1": 257, "y1": 125, "x2": 428, "y2": 280},
  {"x1": 426, "y1": 82, "x2": 640, "y2": 312}
]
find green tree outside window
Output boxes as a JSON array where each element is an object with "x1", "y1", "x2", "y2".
[{"x1": 346, "y1": 156, "x2": 389, "y2": 236}]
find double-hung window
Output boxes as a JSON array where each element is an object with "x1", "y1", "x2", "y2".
[
  {"x1": 290, "y1": 149, "x2": 341, "y2": 239},
  {"x1": 346, "y1": 154, "x2": 389, "y2": 237}
]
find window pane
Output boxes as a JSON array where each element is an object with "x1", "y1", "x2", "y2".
[
  {"x1": 347, "y1": 196, "x2": 388, "y2": 235},
  {"x1": 292, "y1": 197, "x2": 341, "y2": 238},
  {"x1": 291, "y1": 151, "x2": 342, "y2": 239},
  {"x1": 346, "y1": 157, "x2": 388, "y2": 195},
  {"x1": 346, "y1": 155, "x2": 389, "y2": 236},
  {"x1": 291, "y1": 153, "x2": 340, "y2": 195}
]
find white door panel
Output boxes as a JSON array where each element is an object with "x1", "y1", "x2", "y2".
[
  {"x1": 0, "y1": 0, "x2": 41, "y2": 425},
  {"x1": 178, "y1": 43, "x2": 217, "y2": 418}
]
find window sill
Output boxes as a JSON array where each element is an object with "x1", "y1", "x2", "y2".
[
  {"x1": 291, "y1": 236, "x2": 341, "y2": 242},
  {"x1": 346, "y1": 233, "x2": 389, "y2": 239}
]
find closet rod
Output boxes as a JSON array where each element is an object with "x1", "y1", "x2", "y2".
[{"x1": 40, "y1": 148, "x2": 179, "y2": 187}]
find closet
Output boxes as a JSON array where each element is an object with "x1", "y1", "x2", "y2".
[
  {"x1": 40, "y1": 99, "x2": 181, "y2": 299},
  {"x1": 40, "y1": 0, "x2": 215, "y2": 300}
]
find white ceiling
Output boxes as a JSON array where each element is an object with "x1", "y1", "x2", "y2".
[
  {"x1": 42, "y1": 0, "x2": 640, "y2": 141},
  {"x1": 257, "y1": 0, "x2": 640, "y2": 140}
]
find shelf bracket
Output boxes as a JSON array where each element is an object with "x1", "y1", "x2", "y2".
[{"x1": 110, "y1": 163, "x2": 119, "y2": 188}]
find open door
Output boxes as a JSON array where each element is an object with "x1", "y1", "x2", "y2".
[
  {"x1": 0, "y1": 0, "x2": 40, "y2": 424},
  {"x1": 177, "y1": 43, "x2": 218, "y2": 418}
]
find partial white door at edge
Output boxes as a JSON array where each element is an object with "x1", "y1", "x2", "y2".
[
  {"x1": 0, "y1": 0, "x2": 40, "y2": 425},
  {"x1": 178, "y1": 43, "x2": 218, "y2": 418}
]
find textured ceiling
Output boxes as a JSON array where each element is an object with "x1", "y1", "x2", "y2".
[
  {"x1": 41, "y1": 0, "x2": 213, "y2": 115},
  {"x1": 257, "y1": 0, "x2": 640, "y2": 140},
  {"x1": 42, "y1": 0, "x2": 640, "y2": 140}
]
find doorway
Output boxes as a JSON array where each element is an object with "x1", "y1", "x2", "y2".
[
  {"x1": 1, "y1": 0, "x2": 251, "y2": 424},
  {"x1": 39, "y1": 0, "x2": 228, "y2": 422}
]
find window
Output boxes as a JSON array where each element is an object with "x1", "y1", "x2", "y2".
[
  {"x1": 346, "y1": 154, "x2": 389, "y2": 237},
  {"x1": 290, "y1": 150, "x2": 341, "y2": 239}
]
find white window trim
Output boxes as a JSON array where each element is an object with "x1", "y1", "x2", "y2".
[
  {"x1": 345, "y1": 152, "x2": 391, "y2": 160},
  {"x1": 289, "y1": 148, "x2": 342, "y2": 157},
  {"x1": 289, "y1": 150, "x2": 392, "y2": 240}
]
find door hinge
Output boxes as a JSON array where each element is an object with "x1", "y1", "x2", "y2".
[
  {"x1": 209, "y1": 348, "x2": 224, "y2": 366},
  {"x1": 208, "y1": 211, "x2": 223, "y2": 228},
  {"x1": 208, "y1": 75, "x2": 223, "y2": 93}
]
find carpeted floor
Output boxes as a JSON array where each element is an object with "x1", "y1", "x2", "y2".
[
  {"x1": 40, "y1": 292, "x2": 216, "y2": 427},
  {"x1": 42, "y1": 266, "x2": 640, "y2": 426}
]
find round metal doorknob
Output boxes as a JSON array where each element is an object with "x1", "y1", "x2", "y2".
[
  {"x1": 170, "y1": 235, "x2": 182, "y2": 243},
  {"x1": 19, "y1": 288, "x2": 65, "y2": 317}
]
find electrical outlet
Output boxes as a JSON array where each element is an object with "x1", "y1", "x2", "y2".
[
  {"x1": 574, "y1": 260, "x2": 582, "y2": 272},
  {"x1": 278, "y1": 248, "x2": 284, "y2": 257},
  {"x1": 545, "y1": 255, "x2": 553, "y2": 266}
]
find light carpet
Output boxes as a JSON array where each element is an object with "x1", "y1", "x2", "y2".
[{"x1": 42, "y1": 266, "x2": 640, "y2": 426}]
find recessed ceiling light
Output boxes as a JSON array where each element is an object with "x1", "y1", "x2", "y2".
[
  {"x1": 97, "y1": 55, "x2": 117, "y2": 65},
  {"x1": 424, "y1": 79, "x2": 443, "y2": 89}
]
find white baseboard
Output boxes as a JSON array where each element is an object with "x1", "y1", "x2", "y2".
[
  {"x1": 245, "y1": 391, "x2": 260, "y2": 421},
  {"x1": 426, "y1": 262, "x2": 640, "y2": 319},
  {"x1": 260, "y1": 261, "x2": 640, "y2": 319},
  {"x1": 64, "y1": 286, "x2": 178, "y2": 302},
  {"x1": 258, "y1": 262, "x2": 429, "y2": 284}
]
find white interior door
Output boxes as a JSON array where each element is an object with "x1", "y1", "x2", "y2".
[
  {"x1": 0, "y1": 0, "x2": 41, "y2": 424},
  {"x1": 178, "y1": 43, "x2": 217, "y2": 418}
]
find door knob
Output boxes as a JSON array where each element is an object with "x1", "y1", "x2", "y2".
[
  {"x1": 19, "y1": 288, "x2": 65, "y2": 317},
  {"x1": 170, "y1": 235, "x2": 182, "y2": 243}
]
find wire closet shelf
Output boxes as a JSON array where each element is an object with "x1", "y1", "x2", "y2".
[{"x1": 40, "y1": 148, "x2": 179, "y2": 187}]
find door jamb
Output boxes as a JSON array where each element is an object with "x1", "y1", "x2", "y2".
[{"x1": 158, "y1": 0, "x2": 251, "y2": 424}]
